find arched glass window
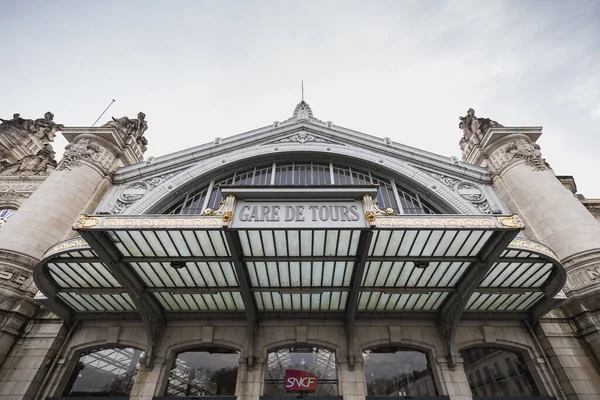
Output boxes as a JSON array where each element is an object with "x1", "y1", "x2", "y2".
[
  {"x1": 363, "y1": 346, "x2": 437, "y2": 396},
  {"x1": 265, "y1": 346, "x2": 338, "y2": 396},
  {"x1": 0, "y1": 208, "x2": 16, "y2": 227},
  {"x1": 160, "y1": 162, "x2": 443, "y2": 216},
  {"x1": 63, "y1": 347, "x2": 143, "y2": 397},
  {"x1": 461, "y1": 347, "x2": 540, "y2": 397},
  {"x1": 164, "y1": 347, "x2": 239, "y2": 397}
]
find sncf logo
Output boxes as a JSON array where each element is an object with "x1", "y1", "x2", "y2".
[{"x1": 284, "y1": 369, "x2": 318, "y2": 391}]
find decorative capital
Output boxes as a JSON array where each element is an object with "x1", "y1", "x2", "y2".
[{"x1": 57, "y1": 138, "x2": 103, "y2": 171}]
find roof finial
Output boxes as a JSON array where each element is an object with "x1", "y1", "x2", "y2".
[{"x1": 301, "y1": 80, "x2": 304, "y2": 101}]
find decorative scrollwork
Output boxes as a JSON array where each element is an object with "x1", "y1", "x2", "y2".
[
  {"x1": 42, "y1": 237, "x2": 90, "y2": 259},
  {"x1": 373, "y1": 200, "x2": 395, "y2": 216}
]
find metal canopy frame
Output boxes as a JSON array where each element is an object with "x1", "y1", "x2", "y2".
[{"x1": 34, "y1": 197, "x2": 567, "y2": 372}]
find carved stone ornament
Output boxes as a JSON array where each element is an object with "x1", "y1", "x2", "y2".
[
  {"x1": 456, "y1": 182, "x2": 484, "y2": 202},
  {"x1": 120, "y1": 182, "x2": 149, "y2": 203},
  {"x1": 505, "y1": 138, "x2": 550, "y2": 171},
  {"x1": 57, "y1": 139, "x2": 102, "y2": 171},
  {"x1": 273, "y1": 132, "x2": 333, "y2": 144},
  {"x1": 10, "y1": 144, "x2": 57, "y2": 177},
  {"x1": 420, "y1": 170, "x2": 500, "y2": 215},
  {"x1": 426, "y1": 171, "x2": 460, "y2": 188},
  {"x1": 111, "y1": 173, "x2": 177, "y2": 215}
]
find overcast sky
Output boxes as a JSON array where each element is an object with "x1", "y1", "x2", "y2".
[{"x1": 1, "y1": 0, "x2": 599, "y2": 196}]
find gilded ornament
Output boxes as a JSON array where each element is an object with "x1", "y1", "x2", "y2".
[
  {"x1": 373, "y1": 200, "x2": 395, "y2": 216},
  {"x1": 74, "y1": 215, "x2": 100, "y2": 229},
  {"x1": 365, "y1": 211, "x2": 376, "y2": 223},
  {"x1": 498, "y1": 215, "x2": 525, "y2": 229}
]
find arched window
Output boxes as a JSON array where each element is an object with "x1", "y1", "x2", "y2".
[
  {"x1": 461, "y1": 347, "x2": 540, "y2": 397},
  {"x1": 164, "y1": 347, "x2": 239, "y2": 397},
  {"x1": 363, "y1": 346, "x2": 437, "y2": 397},
  {"x1": 265, "y1": 346, "x2": 338, "y2": 396},
  {"x1": 0, "y1": 208, "x2": 16, "y2": 227},
  {"x1": 63, "y1": 347, "x2": 143, "y2": 397},
  {"x1": 160, "y1": 162, "x2": 443, "y2": 216}
]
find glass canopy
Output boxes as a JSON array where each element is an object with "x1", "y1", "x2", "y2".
[{"x1": 34, "y1": 193, "x2": 566, "y2": 322}]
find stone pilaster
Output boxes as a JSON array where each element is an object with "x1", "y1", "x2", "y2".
[
  {"x1": 338, "y1": 358, "x2": 367, "y2": 400},
  {"x1": 130, "y1": 357, "x2": 165, "y2": 400},
  {"x1": 236, "y1": 359, "x2": 263, "y2": 400},
  {"x1": 436, "y1": 357, "x2": 472, "y2": 400},
  {"x1": 0, "y1": 123, "x2": 147, "y2": 399}
]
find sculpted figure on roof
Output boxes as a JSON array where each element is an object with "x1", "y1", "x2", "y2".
[
  {"x1": 31, "y1": 112, "x2": 65, "y2": 143},
  {"x1": 0, "y1": 111, "x2": 63, "y2": 144},
  {"x1": 459, "y1": 108, "x2": 503, "y2": 140},
  {"x1": 103, "y1": 111, "x2": 148, "y2": 145}
]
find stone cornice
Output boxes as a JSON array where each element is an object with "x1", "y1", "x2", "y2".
[
  {"x1": 126, "y1": 141, "x2": 481, "y2": 215},
  {"x1": 113, "y1": 119, "x2": 490, "y2": 185}
]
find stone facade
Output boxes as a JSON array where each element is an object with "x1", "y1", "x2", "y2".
[{"x1": 1, "y1": 104, "x2": 600, "y2": 400}]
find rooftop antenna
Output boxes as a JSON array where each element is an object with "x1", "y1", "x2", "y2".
[
  {"x1": 301, "y1": 80, "x2": 304, "y2": 101},
  {"x1": 92, "y1": 99, "x2": 116, "y2": 127}
]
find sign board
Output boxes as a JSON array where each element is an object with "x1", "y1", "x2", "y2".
[
  {"x1": 231, "y1": 200, "x2": 367, "y2": 229},
  {"x1": 284, "y1": 369, "x2": 318, "y2": 392}
]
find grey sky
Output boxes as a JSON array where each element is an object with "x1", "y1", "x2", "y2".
[{"x1": 1, "y1": 0, "x2": 599, "y2": 196}]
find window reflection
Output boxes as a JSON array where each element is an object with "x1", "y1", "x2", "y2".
[
  {"x1": 165, "y1": 347, "x2": 239, "y2": 397},
  {"x1": 63, "y1": 347, "x2": 143, "y2": 397},
  {"x1": 363, "y1": 347, "x2": 437, "y2": 396},
  {"x1": 265, "y1": 346, "x2": 338, "y2": 396},
  {"x1": 462, "y1": 347, "x2": 540, "y2": 397}
]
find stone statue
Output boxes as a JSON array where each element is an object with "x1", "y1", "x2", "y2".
[
  {"x1": 0, "y1": 113, "x2": 27, "y2": 129},
  {"x1": 459, "y1": 108, "x2": 503, "y2": 140},
  {"x1": 0, "y1": 111, "x2": 62, "y2": 143},
  {"x1": 30, "y1": 112, "x2": 64, "y2": 143},
  {"x1": 103, "y1": 112, "x2": 148, "y2": 145},
  {"x1": 14, "y1": 144, "x2": 57, "y2": 176}
]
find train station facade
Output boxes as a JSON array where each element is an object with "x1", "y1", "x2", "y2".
[{"x1": 0, "y1": 102, "x2": 600, "y2": 400}]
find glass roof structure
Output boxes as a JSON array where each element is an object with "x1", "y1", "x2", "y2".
[{"x1": 33, "y1": 187, "x2": 566, "y2": 369}]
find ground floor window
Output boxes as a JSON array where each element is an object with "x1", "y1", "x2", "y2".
[
  {"x1": 63, "y1": 347, "x2": 143, "y2": 397},
  {"x1": 264, "y1": 346, "x2": 338, "y2": 396},
  {"x1": 461, "y1": 347, "x2": 541, "y2": 397},
  {"x1": 164, "y1": 347, "x2": 239, "y2": 396},
  {"x1": 363, "y1": 346, "x2": 437, "y2": 396}
]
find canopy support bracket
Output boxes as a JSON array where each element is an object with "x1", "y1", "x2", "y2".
[
  {"x1": 78, "y1": 231, "x2": 166, "y2": 370},
  {"x1": 224, "y1": 229, "x2": 258, "y2": 370},
  {"x1": 437, "y1": 230, "x2": 518, "y2": 370},
  {"x1": 345, "y1": 229, "x2": 374, "y2": 371}
]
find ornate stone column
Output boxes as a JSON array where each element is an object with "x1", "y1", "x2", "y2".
[
  {"x1": 459, "y1": 108, "x2": 600, "y2": 399},
  {"x1": 0, "y1": 113, "x2": 148, "y2": 399}
]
